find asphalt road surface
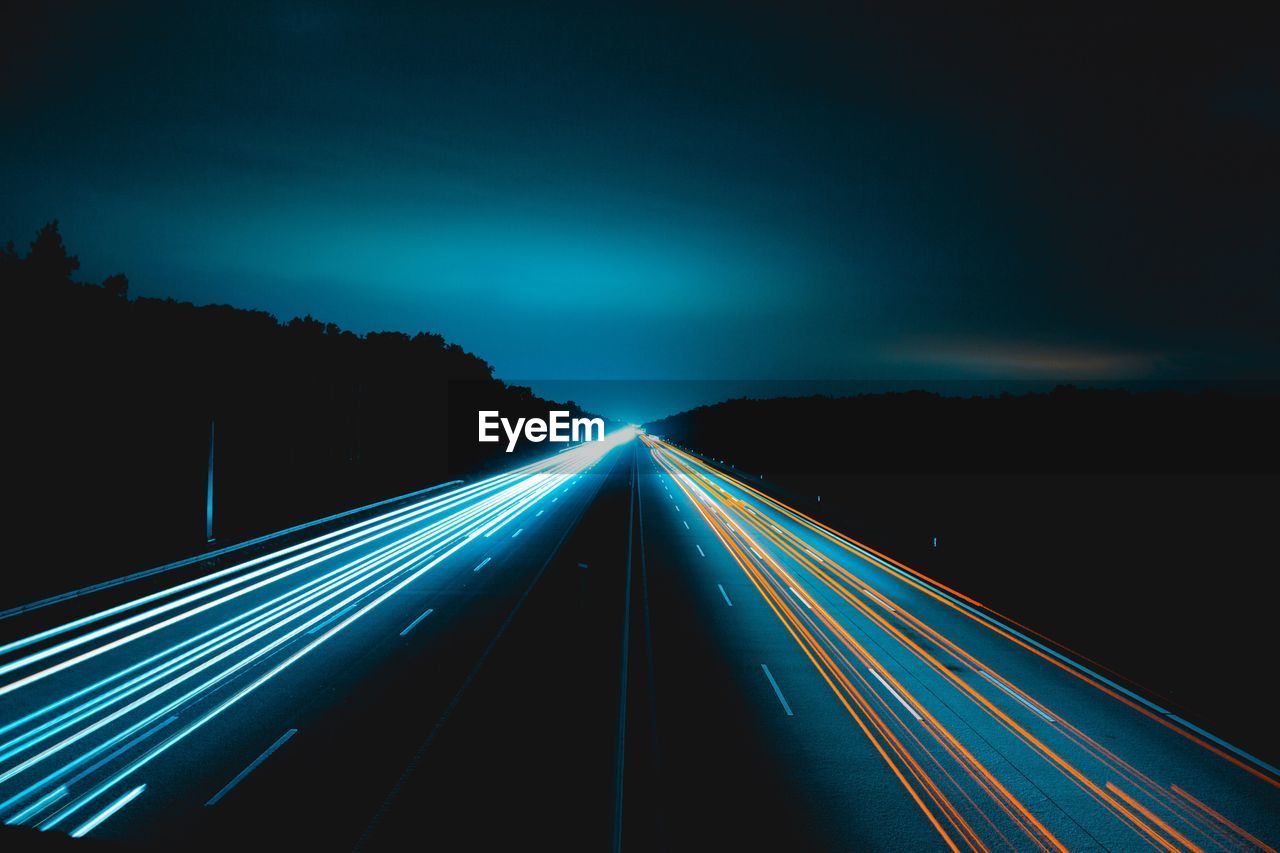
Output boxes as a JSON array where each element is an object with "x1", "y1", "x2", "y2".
[{"x1": 1, "y1": 432, "x2": 1276, "y2": 851}]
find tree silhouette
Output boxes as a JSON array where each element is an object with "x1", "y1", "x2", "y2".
[
  {"x1": 25, "y1": 220, "x2": 79, "y2": 285},
  {"x1": 2, "y1": 221, "x2": 608, "y2": 609},
  {"x1": 645, "y1": 387, "x2": 1276, "y2": 475},
  {"x1": 102, "y1": 272, "x2": 129, "y2": 299}
]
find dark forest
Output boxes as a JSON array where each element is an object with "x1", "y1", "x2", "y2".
[{"x1": 2, "y1": 222, "x2": 600, "y2": 608}]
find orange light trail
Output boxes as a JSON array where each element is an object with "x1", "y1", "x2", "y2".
[
  {"x1": 653, "y1": 438, "x2": 1280, "y2": 792},
  {"x1": 644, "y1": 435, "x2": 1276, "y2": 852}
]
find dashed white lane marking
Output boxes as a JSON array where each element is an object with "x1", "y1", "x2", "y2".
[
  {"x1": 860, "y1": 588, "x2": 896, "y2": 612},
  {"x1": 867, "y1": 667, "x2": 922, "y2": 721},
  {"x1": 979, "y1": 671, "x2": 1055, "y2": 723},
  {"x1": 761, "y1": 664, "x2": 794, "y2": 716}
]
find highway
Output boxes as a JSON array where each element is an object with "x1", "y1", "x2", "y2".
[
  {"x1": 1, "y1": 430, "x2": 1277, "y2": 850},
  {"x1": 0, "y1": 432, "x2": 633, "y2": 849},
  {"x1": 632, "y1": 435, "x2": 1280, "y2": 851}
]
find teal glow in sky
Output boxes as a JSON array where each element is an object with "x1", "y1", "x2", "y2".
[{"x1": 3, "y1": 2, "x2": 1276, "y2": 418}]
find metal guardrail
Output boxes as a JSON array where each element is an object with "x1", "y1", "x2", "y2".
[{"x1": 0, "y1": 479, "x2": 464, "y2": 622}]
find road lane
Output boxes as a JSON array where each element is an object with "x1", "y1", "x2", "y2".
[
  {"x1": 4, "y1": 428, "x2": 1275, "y2": 850},
  {"x1": 0, "y1": 436, "x2": 631, "y2": 848},
  {"x1": 356, "y1": 436, "x2": 639, "y2": 851},
  {"x1": 641, "y1": 434, "x2": 1280, "y2": 851}
]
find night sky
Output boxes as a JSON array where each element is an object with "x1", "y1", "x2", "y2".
[{"x1": 3, "y1": 2, "x2": 1277, "y2": 420}]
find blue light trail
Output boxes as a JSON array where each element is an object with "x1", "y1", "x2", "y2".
[{"x1": 0, "y1": 430, "x2": 635, "y2": 838}]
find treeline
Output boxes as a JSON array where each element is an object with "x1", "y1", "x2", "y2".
[
  {"x1": 1, "y1": 222, "x2": 600, "y2": 605},
  {"x1": 644, "y1": 387, "x2": 1278, "y2": 475}
]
